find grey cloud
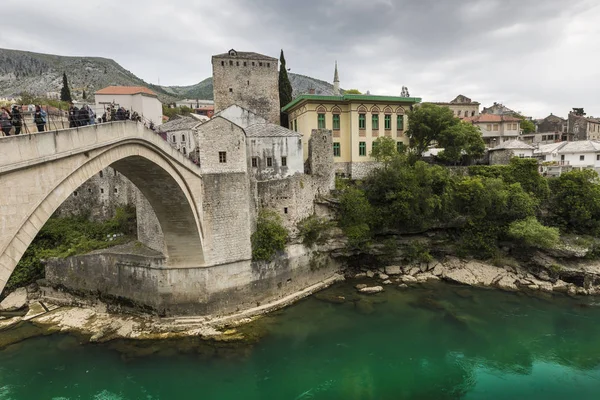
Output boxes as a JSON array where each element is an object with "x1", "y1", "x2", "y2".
[{"x1": 2, "y1": 0, "x2": 600, "y2": 117}]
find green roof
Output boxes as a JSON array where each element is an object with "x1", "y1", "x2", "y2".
[{"x1": 281, "y1": 94, "x2": 422, "y2": 112}]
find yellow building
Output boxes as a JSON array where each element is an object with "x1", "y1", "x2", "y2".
[{"x1": 282, "y1": 94, "x2": 421, "y2": 178}]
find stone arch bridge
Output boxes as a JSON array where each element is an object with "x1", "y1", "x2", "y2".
[{"x1": 0, "y1": 122, "x2": 255, "y2": 314}]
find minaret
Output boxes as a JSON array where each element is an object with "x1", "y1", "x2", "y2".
[{"x1": 333, "y1": 61, "x2": 340, "y2": 95}]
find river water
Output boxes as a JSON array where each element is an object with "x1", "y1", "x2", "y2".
[{"x1": 1, "y1": 281, "x2": 600, "y2": 399}]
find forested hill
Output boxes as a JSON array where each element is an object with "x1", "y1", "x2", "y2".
[{"x1": 0, "y1": 48, "x2": 337, "y2": 102}]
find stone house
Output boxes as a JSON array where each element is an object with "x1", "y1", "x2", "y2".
[
  {"x1": 481, "y1": 102, "x2": 518, "y2": 115},
  {"x1": 521, "y1": 114, "x2": 569, "y2": 145},
  {"x1": 94, "y1": 86, "x2": 163, "y2": 126},
  {"x1": 536, "y1": 141, "x2": 600, "y2": 176},
  {"x1": 488, "y1": 140, "x2": 535, "y2": 165},
  {"x1": 565, "y1": 109, "x2": 600, "y2": 141},
  {"x1": 157, "y1": 116, "x2": 201, "y2": 163},
  {"x1": 463, "y1": 114, "x2": 522, "y2": 148},
  {"x1": 430, "y1": 94, "x2": 480, "y2": 119},
  {"x1": 212, "y1": 49, "x2": 280, "y2": 125}
]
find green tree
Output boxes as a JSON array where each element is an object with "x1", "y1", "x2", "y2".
[
  {"x1": 513, "y1": 113, "x2": 535, "y2": 133},
  {"x1": 370, "y1": 136, "x2": 403, "y2": 168},
  {"x1": 344, "y1": 89, "x2": 362, "y2": 94},
  {"x1": 279, "y1": 50, "x2": 293, "y2": 128},
  {"x1": 406, "y1": 103, "x2": 457, "y2": 158},
  {"x1": 437, "y1": 121, "x2": 485, "y2": 164},
  {"x1": 549, "y1": 169, "x2": 600, "y2": 234},
  {"x1": 338, "y1": 186, "x2": 374, "y2": 249},
  {"x1": 18, "y1": 92, "x2": 41, "y2": 105},
  {"x1": 251, "y1": 210, "x2": 288, "y2": 261},
  {"x1": 60, "y1": 72, "x2": 73, "y2": 102},
  {"x1": 508, "y1": 217, "x2": 560, "y2": 249}
]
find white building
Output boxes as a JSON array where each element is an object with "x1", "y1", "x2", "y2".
[
  {"x1": 95, "y1": 86, "x2": 163, "y2": 126},
  {"x1": 245, "y1": 123, "x2": 303, "y2": 180},
  {"x1": 158, "y1": 116, "x2": 202, "y2": 162},
  {"x1": 175, "y1": 99, "x2": 214, "y2": 108},
  {"x1": 214, "y1": 104, "x2": 267, "y2": 128},
  {"x1": 536, "y1": 141, "x2": 600, "y2": 176}
]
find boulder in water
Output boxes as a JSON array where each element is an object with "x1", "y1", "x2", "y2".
[
  {"x1": 359, "y1": 286, "x2": 384, "y2": 294},
  {"x1": 0, "y1": 288, "x2": 28, "y2": 313}
]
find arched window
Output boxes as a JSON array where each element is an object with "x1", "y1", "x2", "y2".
[
  {"x1": 471, "y1": 111, "x2": 475, "y2": 117},
  {"x1": 182, "y1": 147, "x2": 187, "y2": 155},
  {"x1": 172, "y1": 135, "x2": 176, "y2": 143},
  {"x1": 182, "y1": 134, "x2": 186, "y2": 142},
  {"x1": 457, "y1": 110, "x2": 462, "y2": 117}
]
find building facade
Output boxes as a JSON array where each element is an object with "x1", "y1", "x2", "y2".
[
  {"x1": 158, "y1": 116, "x2": 201, "y2": 163},
  {"x1": 212, "y1": 49, "x2": 280, "y2": 125},
  {"x1": 94, "y1": 86, "x2": 163, "y2": 126},
  {"x1": 282, "y1": 94, "x2": 421, "y2": 178},
  {"x1": 464, "y1": 114, "x2": 522, "y2": 148},
  {"x1": 488, "y1": 140, "x2": 535, "y2": 165},
  {"x1": 431, "y1": 94, "x2": 480, "y2": 119}
]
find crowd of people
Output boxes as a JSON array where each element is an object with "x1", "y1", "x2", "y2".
[
  {"x1": 1, "y1": 104, "x2": 47, "y2": 135},
  {"x1": 0, "y1": 103, "x2": 147, "y2": 137}
]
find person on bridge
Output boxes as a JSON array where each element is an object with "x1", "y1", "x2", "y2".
[
  {"x1": 0, "y1": 107, "x2": 12, "y2": 136},
  {"x1": 78, "y1": 105, "x2": 89, "y2": 127},
  {"x1": 68, "y1": 103, "x2": 79, "y2": 128},
  {"x1": 33, "y1": 105, "x2": 47, "y2": 132},
  {"x1": 10, "y1": 105, "x2": 22, "y2": 135}
]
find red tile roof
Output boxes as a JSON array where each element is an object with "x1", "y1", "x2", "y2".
[
  {"x1": 95, "y1": 86, "x2": 157, "y2": 97},
  {"x1": 464, "y1": 114, "x2": 521, "y2": 123}
]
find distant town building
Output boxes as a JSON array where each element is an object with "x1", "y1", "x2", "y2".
[
  {"x1": 431, "y1": 95, "x2": 480, "y2": 119},
  {"x1": 175, "y1": 99, "x2": 214, "y2": 108},
  {"x1": 212, "y1": 49, "x2": 280, "y2": 125},
  {"x1": 522, "y1": 114, "x2": 569, "y2": 145},
  {"x1": 536, "y1": 140, "x2": 600, "y2": 176},
  {"x1": 488, "y1": 140, "x2": 535, "y2": 165},
  {"x1": 481, "y1": 102, "x2": 518, "y2": 116},
  {"x1": 283, "y1": 82, "x2": 421, "y2": 178},
  {"x1": 95, "y1": 86, "x2": 163, "y2": 126},
  {"x1": 463, "y1": 114, "x2": 522, "y2": 148}
]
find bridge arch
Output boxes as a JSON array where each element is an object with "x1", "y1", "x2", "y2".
[{"x1": 0, "y1": 127, "x2": 206, "y2": 293}]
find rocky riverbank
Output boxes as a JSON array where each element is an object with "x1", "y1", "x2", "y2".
[{"x1": 347, "y1": 255, "x2": 600, "y2": 296}]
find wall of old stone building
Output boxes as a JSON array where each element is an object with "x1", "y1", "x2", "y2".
[
  {"x1": 212, "y1": 55, "x2": 280, "y2": 125},
  {"x1": 350, "y1": 161, "x2": 381, "y2": 179},
  {"x1": 489, "y1": 150, "x2": 514, "y2": 165},
  {"x1": 568, "y1": 113, "x2": 589, "y2": 141},
  {"x1": 256, "y1": 129, "x2": 334, "y2": 233},
  {"x1": 247, "y1": 136, "x2": 304, "y2": 180},
  {"x1": 56, "y1": 167, "x2": 138, "y2": 221}
]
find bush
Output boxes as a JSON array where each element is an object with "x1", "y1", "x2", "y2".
[
  {"x1": 251, "y1": 210, "x2": 288, "y2": 261},
  {"x1": 404, "y1": 240, "x2": 433, "y2": 264},
  {"x1": 507, "y1": 217, "x2": 560, "y2": 249},
  {"x1": 297, "y1": 215, "x2": 332, "y2": 247}
]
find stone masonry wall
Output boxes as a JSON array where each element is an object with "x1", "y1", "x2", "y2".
[
  {"x1": 55, "y1": 166, "x2": 138, "y2": 221},
  {"x1": 256, "y1": 129, "x2": 334, "y2": 233},
  {"x1": 212, "y1": 55, "x2": 280, "y2": 125}
]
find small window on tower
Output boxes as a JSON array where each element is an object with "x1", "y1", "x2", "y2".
[
  {"x1": 259, "y1": 62, "x2": 263, "y2": 67},
  {"x1": 243, "y1": 61, "x2": 247, "y2": 66},
  {"x1": 267, "y1": 157, "x2": 273, "y2": 167},
  {"x1": 221, "y1": 61, "x2": 224, "y2": 66},
  {"x1": 114, "y1": 188, "x2": 118, "y2": 194},
  {"x1": 281, "y1": 156, "x2": 287, "y2": 166},
  {"x1": 219, "y1": 152, "x2": 227, "y2": 163},
  {"x1": 267, "y1": 63, "x2": 270, "y2": 67},
  {"x1": 73, "y1": 191, "x2": 78, "y2": 197},
  {"x1": 252, "y1": 62, "x2": 255, "y2": 66},
  {"x1": 252, "y1": 157, "x2": 258, "y2": 168},
  {"x1": 99, "y1": 170, "x2": 103, "y2": 178},
  {"x1": 229, "y1": 88, "x2": 233, "y2": 93},
  {"x1": 229, "y1": 60, "x2": 233, "y2": 66},
  {"x1": 100, "y1": 188, "x2": 105, "y2": 194},
  {"x1": 236, "y1": 61, "x2": 239, "y2": 66},
  {"x1": 247, "y1": 80, "x2": 250, "y2": 86},
  {"x1": 284, "y1": 207, "x2": 288, "y2": 214}
]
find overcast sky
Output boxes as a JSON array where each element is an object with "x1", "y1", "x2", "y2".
[{"x1": 3, "y1": 0, "x2": 600, "y2": 118}]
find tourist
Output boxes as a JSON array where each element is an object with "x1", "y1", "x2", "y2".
[
  {"x1": 33, "y1": 105, "x2": 47, "y2": 132},
  {"x1": 78, "y1": 105, "x2": 90, "y2": 126},
  {"x1": 0, "y1": 107, "x2": 12, "y2": 136},
  {"x1": 116, "y1": 107, "x2": 126, "y2": 121},
  {"x1": 110, "y1": 106, "x2": 116, "y2": 122},
  {"x1": 68, "y1": 103, "x2": 79, "y2": 128},
  {"x1": 11, "y1": 105, "x2": 22, "y2": 135}
]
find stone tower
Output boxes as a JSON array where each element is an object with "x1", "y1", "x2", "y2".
[
  {"x1": 333, "y1": 61, "x2": 340, "y2": 96},
  {"x1": 212, "y1": 49, "x2": 280, "y2": 125}
]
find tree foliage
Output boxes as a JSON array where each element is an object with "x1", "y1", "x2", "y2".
[
  {"x1": 251, "y1": 210, "x2": 288, "y2": 261},
  {"x1": 344, "y1": 89, "x2": 362, "y2": 94},
  {"x1": 370, "y1": 136, "x2": 404, "y2": 167},
  {"x1": 297, "y1": 214, "x2": 332, "y2": 247},
  {"x1": 279, "y1": 50, "x2": 293, "y2": 127},
  {"x1": 508, "y1": 217, "x2": 560, "y2": 249},
  {"x1": 549, "y1": 169, "x2": 600, "y2": 235},
  {"x1": 406, "y1": 103, "x2": 458, "y2": 158},
  {"x1": 437, "y1": 121, "x2": 485, "y2": 164},
  {"x1": 337, "y1": 186, "x2": 374, "y2": 249},
  {"x1": 60, "y1": 72, "x2": 73, "y2": 102}
]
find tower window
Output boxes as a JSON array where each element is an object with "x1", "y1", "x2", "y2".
[
  {"x1": 281, "y1": 156, "x2": 287, "y2": 166},
  {"x1": 219, "y1": 152, "x2": 227, "y2": 163},
  {"x1": 267, "y1": 63, "x2": 270, "y2": 67},
  {"x1": 229, "y1": 60, "x2": 233, "y2": 66},
  {"x1": 267, "y1": 157, "x2": 273, "y2": 167},
  {"x1": 229, "y1": 88, "x2": 233, "y2": 93},
  {"x1": 114, "y1": 188, "x2": 118, "y2": 194},
  {"x1": 243, "y1": 62, "x2": 247, "y2": 66},
  {"x1": 99, "y1": 170, "x2": 103, "y2": 178},
  {"x1": 252, "y1": 157, "x2": 258, "y2": 168},
  {"x1": 182, "y1": 134, "x2": 185, "y2": 142},
  {"x1": 172, "y1": 136, "x2": 176, "y2": 143},
  {"x1": 284, "y1": 207, "x2": 288, "y2": 214},
  {"x1": 221, "y1": 61, "x2": 224, "y2": 66},
  {"x1": 252, "y1": 62, "x2": 255, "y2": 66},
  {"x1": 100, "y1": 188, "x2": 105, "y2": 194},
  {"x1": 236, "y1": 61, "x2": 239, "y2": 66},
  {"x1": 73, "y1": 191, "x2": 78, "y2": 197},
  {"x1": 259, "y1": 62, "x2": 263, "y2": 66},
  {"x1": 247, "y1": 80, "x2": 250, "y2": 86},
  {"x1": 182, "y1": 147, "x2": 187, "y2": 155}
]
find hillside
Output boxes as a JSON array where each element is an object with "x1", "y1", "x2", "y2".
[{"x1": 0, "y1": 48, "x2": 338, "y2": 103}]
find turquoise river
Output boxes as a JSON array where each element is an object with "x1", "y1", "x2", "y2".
[{"x1": 1, "y1": 281, "x2": 600, "y2": 399}]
